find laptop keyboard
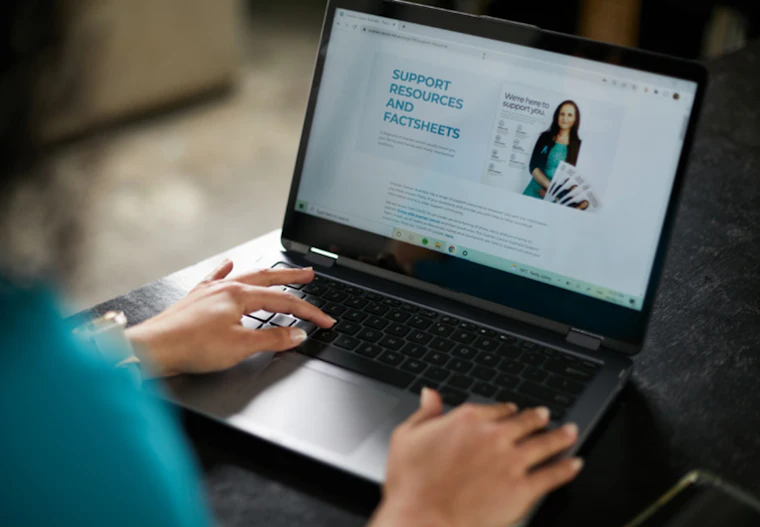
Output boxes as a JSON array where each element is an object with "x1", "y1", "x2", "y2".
[{"x1": 246, "y1": 263, "x2": 601, "y2": 421}]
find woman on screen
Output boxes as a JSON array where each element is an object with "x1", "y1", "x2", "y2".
[{"x1": 523, "y1": 100, "x2": 582, "y2": 199}]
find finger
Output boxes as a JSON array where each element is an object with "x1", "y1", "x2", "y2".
[
  {"x1": 197, "y1": 259, "x2": 234, "y2": 287},
  {"x1": 450, "y1": 402, "x2": 518, "y2": 423},
  {"x1": 234, "y1": 267, "x2": 315, "y2": 288},
  {"x1": 517, "y1": 423, "x2": 578, "y2": 468},
  {"x1": 230, "y1": 325, "x2": 309, "y2": 358},
  {"x1": 404, "y1": 388, "x2": 443, "y2": 428},
  {"x1": 238, "y1": 286, "x2": 335, "y2": 328},
  {"x1": 527, "y1": 457, "x2": 584, "y2": 496},
  {"x1": 503, "y1": 406, "x2": 551, "y2": 441}
]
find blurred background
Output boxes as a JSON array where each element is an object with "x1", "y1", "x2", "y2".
[{"x1": 35, "y1": 0, "x2": 756, "y2": 313}]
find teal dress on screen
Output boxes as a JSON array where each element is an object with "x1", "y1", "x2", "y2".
[
  {"x1": 0, "y1": 282, "x2": 212, "y2": 527},
  {"x1": 522, "y1": 142, "x2": 568, "y2": 198}
]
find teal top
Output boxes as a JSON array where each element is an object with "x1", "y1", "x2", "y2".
[
  {"x1": 523, "y1": 142, "x2": 568, "y2": 198},
  {"x1": 0, "y1": 283, "x2": 213, "y2": 527}
]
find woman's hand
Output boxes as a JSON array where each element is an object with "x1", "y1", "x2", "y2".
[
  {"x1": 370, "y1": 389, "x2": 582, "y2": 527},
  {"x1": 125, "y1": 259, "x2": 335, "y2": 377}
]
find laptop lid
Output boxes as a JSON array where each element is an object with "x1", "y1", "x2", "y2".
[{"x1": 281, "y1": 0, "x2": 707, "y2": 354}]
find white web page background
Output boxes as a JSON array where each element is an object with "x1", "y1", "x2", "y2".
[{"x1": 296, "y1": 17, "x2": 696, "y2": 302}]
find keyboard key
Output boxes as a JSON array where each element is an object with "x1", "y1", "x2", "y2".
[
  {"x1": 429, "y1": 337, "x2": 455, "y2": 353},
  {"x1": 431, "y1": 323, "x2": 454, "y2": 337},
  {"x1": 521, "y1": 341, "x2": 539, "y2": 350},
  {"x1": 346, "y1": 286, "x2": 364, "y2": 296},
  {"x1": 458, "y1": 322, "x2": 477, "y2": 332},
  {"x1": 293, "y1": 319, "x2": 317, "y2": 334},
  {"x1": 303, "y1": 295, "x2": 326, "y2": 308},
  {"x1": 449, "y1": 359, "x2": 473, "y2": 373},
  {"x1": 474, "y1": 337, "x2": 499, "y2": 352},
  {"x1": 297, "y1": 340, "x2": 414, "y2": 389},
  {"x1": 334, "y1": 335, "x2": 360, "y2": 350},
  {"x1": 366, "y1": 304, "x2": 390, "y2": 316},
  {"x1": 474, "y1": 352, "x2": 500, "y2": 367},
  {"x1": 382, "y1": 298, "x2": 401, "y2": 307},
  {"x1": 424, "y1": 351, "x2": 450, "y2": 366},
  {"x1": 539, "y1": 346, "x2": 559, "y2": 358},
  {"x1": 335, "y1": 321, "x2": 361, "y2": 335},
  {"x1": 426, "y1": 367, "x2": 450, "y2": 382},
  {"x1": 452, "y1": 346, "x2": 478, "y2": 360},
  {"x1": 313, "y1": 329, "x2": 339, "y2": 343},
  {"x1": 344, "y1": 309, "x2": 368, "y2": 323},
  {"x1": 519, "y1": 381, "x2": 576, "y2": 408},
  {"x1": 324, "y1": 303, "x2": 347, "y2": 317},
  {"x1": 493, "y1": 373, "x2": 520, "y2": 389},
  {"x1": 401, "y1": 343, "x2": 427, "y2": 359},
  {"x1": 560, "y1": 354, "x2": 579, "y2": 363},
  {"x1": 400, "y1": 303, "x2": 419, "y2": 313},
  {"x1": 499, "y1": 333, "x2": 517, "y2": 343},
  {"x1": 329, "y1": 281, "x2": 347, "y2": 291},
  {"x1": 520, "y1": 352, "x2": 545, "y2": 367},
  {"x1": 410, "y1": 379, "x2": 439, "y2": 394},
  {"x1": 356, "y1": 343, "x2": 382, "y2": 358},
  {"x1": 408, "y1": 315, "x2": 433, "y2": 330},
  {"x1": 303, "y1": 284, "x2": 328, "y2": 296},
  {"x1": 440, "y1": 316, "x2": 459, "y2": 326},
  {"x1": 250, "y1": 309, "x2": 274, "y2": 322},
  {"x1": 545, "y1": 375, "x2": 585, "y2": 395},
  {"x1": 439, "y1": 387, "x2": 468, "y2": 406},
  {"x1": 451, "y1": 330, "x2": 476, "y2": 344},
  {"x1": 379, "y1": 335, "x2": 404, "y2": 351},
  {"x1": 283, "y1": 288, "x2": 306, "y2": 299},
  {"x1": 344, "y1": 296, "x2": 368, "y2": 309},
  {"x1": 448, "y1": 375, "x2": 474, "y2": 390},
  {"x1": 580, "y1": 360, "x2": 601, "y2": 370},
  {"x1": 495, "y1": 391, "x2": 540, "y2": 409},
  {"x1": 386, "y1": 310, "x2": 411, "y2": 323},
  {"x1": 357, "y1": 328, "x2": 383, "y2": 343},
  {"x1": 471, "y1": 366, "x2": 497, "y2": 381},
  {"x1": 498, "y1": 360, "x2": 524, "y2": 375},
  {"x1": 476, "y1": 327, "x2": 497, "y2": 338},
  {"x1": 241, "y1": 317, "x2": 262, "y2": 330},
  {"x1": 379, "y1": 351, "x2": 404, "y2": 366},
  {"x1": 472, "y1": 382, "x2": 498, "y2": 399},
  {"x1": 497, "y1": 343, "x2": 523, "y2": 358},
  {"x1": 543, "y1": 359, "x2": 594, "y2": 382},
  {"x1": 364, "y1": 292, "x2": 382, "y2": 301},
  {"x1": 419, "y1": 309, "x2": 438, "y2": 319},
  {"x1": 325, "y1": 290, "x2": 348, "y2": 303},
  {"x1": 408, "y1": 331, "x2": 432, "y2": 344},
  {"x1": 270, "y1": 314, "x2": 297, "y2": 327},
  {"x1": 310, "y1": 275, "x2": 327, "y2": 285},
  {"x1": 401, "y1": 359, "x2": 427, "y2": 375},
  {"x1": 386, "y1": 323, "x2": 411, "y2": 337},
  {"x1": 365, "y1": 316, "x2": 389, "y2": 330},
  {"x1": 523, "y1": 367, "x2": 548, "y2": 383}
]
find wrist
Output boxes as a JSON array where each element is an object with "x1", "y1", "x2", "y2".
[
  {"x1": 125, "y1": 324, "x2": 178, "y2": 378},
  {"x1": 370, "y1": 498, "x2": 452, "y2": 527}
]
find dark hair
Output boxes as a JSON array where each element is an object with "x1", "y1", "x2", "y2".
[{"x1": 547, "y1": 100, "x2": 581, "y2": 165}]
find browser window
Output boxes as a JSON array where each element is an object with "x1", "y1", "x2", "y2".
[{"x1": 295, "y1": 8, "x2": 698, "y2": 311}]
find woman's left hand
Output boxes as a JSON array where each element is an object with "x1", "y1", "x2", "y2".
[{"x1": 125, "y1": 259, "x2": 335, "y2": 378}]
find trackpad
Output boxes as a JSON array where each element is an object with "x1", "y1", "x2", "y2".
[{"x1": 232, "y1": 358, "x2": 400, "y2": 455}]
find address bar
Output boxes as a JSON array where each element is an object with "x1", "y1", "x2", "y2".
[{"x1": 364, "y1": 27, "x2": 450, "y2": 50}]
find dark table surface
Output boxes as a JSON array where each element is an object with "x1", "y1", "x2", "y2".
[{"x1": 85, "y1": 41, "x2": 760, "y2": 526}]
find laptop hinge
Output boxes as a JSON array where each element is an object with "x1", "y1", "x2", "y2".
[
  {"x1": 305, "y1": 247, "x2": 338, "y2": 268},
  {"x1": 566, "y1": 328, "x2": 603, "y2": 351}
]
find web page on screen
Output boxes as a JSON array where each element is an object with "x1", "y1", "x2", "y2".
[{"x1": 295, "y1": 9, "x2": 698, "y2": 311}]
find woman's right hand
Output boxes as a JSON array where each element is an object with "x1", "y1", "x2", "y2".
[{"x1": 370, "y1": 389, "x2": 583, "y2": 527}]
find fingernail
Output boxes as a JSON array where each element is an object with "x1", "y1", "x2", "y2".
[
  {"x1": 505, "y1": 402, "x2": 518, "y2": 412},
  {"x1": 329, "y1": 317, "x2": 337, "y2": 326},
  {"x1": 221, "y1": 258, "x2": 230, "y2": 265},
  {"x1": 563, "y1": 423, "x2": 579, "y2": 437},
  {"x1": 303, "y1": 266, "x2": 313, "y2": 271},
  {"x1": 536, "y1": 407, "x2": 550, "y2": 420},
  {"x1": 570, "y1": 458, "x2": 584, "y2": 472},
  {"x1": 289, "y1": 328, "x2": 308, "y2": 344},
  {"x1": 421, "y1": 387, "x2": 432, "y2": 406}
]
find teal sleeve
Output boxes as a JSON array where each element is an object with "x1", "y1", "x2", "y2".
[{"x1": 0, "y1": 287, "x2": 214, "y2": 527}]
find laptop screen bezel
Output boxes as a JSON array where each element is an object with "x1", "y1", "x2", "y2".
[{"x1": 280, "y1": 0, "x2": 707, "y2": 352}]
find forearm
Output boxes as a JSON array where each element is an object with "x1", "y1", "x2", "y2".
[
  {"x1": 531, "y1": 167, "x2": 551, "y2": 189},
  {"x1": 368, "y1": 500, "x2": 451, "y2": 527}
]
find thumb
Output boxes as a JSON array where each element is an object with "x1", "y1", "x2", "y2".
[
  {"x1": 405, "y1": 387, "x2": 443, "y2": 427},
  {"x1": 231, "y1": 325, "x2": 308, "y2": 361}
]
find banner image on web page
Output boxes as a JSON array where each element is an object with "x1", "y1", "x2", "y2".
[
  {"x1": 480, "y1": 82, "x2": 625, "y2": 212},
  {"x1": 356, "y1": 52, "x2": 500, "y2": 183}
]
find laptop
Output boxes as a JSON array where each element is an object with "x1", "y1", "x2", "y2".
[{"x1": 168, "y1": 0, "x2": 706, "y2": 495}]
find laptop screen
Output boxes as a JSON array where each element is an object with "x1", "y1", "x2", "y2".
[{"x1": 293, "y1": 7, "x2": 698, "y2": 315}]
